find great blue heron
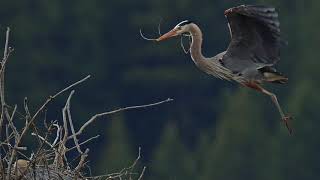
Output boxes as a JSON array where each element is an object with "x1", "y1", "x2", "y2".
[{"x1": 142, "y1": 5, "x2": 293, "y2": 134}]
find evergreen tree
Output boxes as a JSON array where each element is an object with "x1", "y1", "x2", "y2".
[
  {"x1": 202, "y1": 89, "x2": 273, "y2": 180},
  {"x1": 256, "y1": 1, "x2": 320, "y2": 179},
  {"x1": 150, "y1": 122, "x2": 195, "y2": 180},
  {"x1": 97, "y1": 114, "x2": 135, "y2": 174}
]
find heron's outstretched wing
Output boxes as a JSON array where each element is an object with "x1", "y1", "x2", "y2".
[{"x1": 222, "y1": 5, "x2": 281, "y2": 72}]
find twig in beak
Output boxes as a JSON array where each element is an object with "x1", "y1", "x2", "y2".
[
  {"x1": 180, "y1": 36, "x2": 188, "y2": 54},
  {"x1": 180, "y1": 33, "x2": 192, "y2": 54},
  {"x1": 139, "y1": 29, "x2": 158, "y2": 41},
  {"x1": 140, "y1": 18, "x2": 163, "y2": 41},
  {"x1": 158, "y1": 18, "x2": 162, "y2": 36}
]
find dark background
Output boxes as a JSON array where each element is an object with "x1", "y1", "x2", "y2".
[{"x1": 1, "y1": 0, "x2": 320, "y2": 179}]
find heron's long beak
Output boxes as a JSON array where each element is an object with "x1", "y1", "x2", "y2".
[{"x1": 156, "y1": 29, "x2": 179, "y2": 41}]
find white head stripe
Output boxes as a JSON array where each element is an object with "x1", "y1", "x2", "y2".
[{"x1": 174, "y1": 20, "x2": 190, "y2": 28}]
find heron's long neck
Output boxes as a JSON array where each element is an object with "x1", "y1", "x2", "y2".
[
  {"x1": 187, "y1": 24, "x2": 232, "y2": 80},
  {"x1": 189, "y1": 24, "x2": 206, "y2": 63}
]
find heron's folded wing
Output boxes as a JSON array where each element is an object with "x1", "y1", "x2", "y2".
[{"x1": 222, "y1": 5, "x2": 281, "y2": 72}]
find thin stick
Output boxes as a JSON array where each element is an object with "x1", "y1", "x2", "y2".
[
  {"x1": 180, "y1": 34, "x2": 192, "y2": 54},
  {"x1": 74, "y1": 148, "x2": 89, "y2": 174},
  {"x1": 3, "y1": 27, "x2": 15, "y2": 180},
  {"x1": 0, "y1": 27, "x2": 13, "y2": 122},
  {"x1": 67, "y1": 135, "x2": 100, "y2": 152},
  {"x1": 180, "y1": 36, "x2": 189, "y2": 54},
  {"x1": 65, "y1": 91, "x2": 83, "y2": 154},
  {"x1": 6, "y1": 145, "x2": 16, "y2": 180},
  {"x1": 124, "y1": 147, "x2": 141, "y2": 171},
  {"x1": 54, "y1": 91, "x2": 74, "y2": 168},
  {"x1": 140, "y1": 18, "x2": 163, "y2": 41},
  {"x1": 18, "y1": 75, "x2": 91, "y2": 145},
  {"x1": 139, "y1": 29, "x2": 158, "y2": 41},
  {"x1": 0, "y1": 143, "x2": 27, "y2": 151},
  {"x1": 3, "y1": 27, "x2": 9, "y2": 59},
  {"x1": 87, "y1": 147, "x2": 143, "y2": 179},
  {"x1": 62, "y1": 92, "x2": 72, "y2": 147},
  {"x1": 70, "y1": 98, "x2": 173, "y2": 139},
  {"x1": 7, "y1": 105, "x2": 19, "y2": 141},
  {"x1": 0, "y1": 27, "x2": 11, "y2": 143},
  {"x1": 138, "y1": 167, "x2": 146, "y2": 180},
  {"x1": 32, "y1": 75, "x2": 91, "y2": 120},
  {"x1": 52, "y1": 124, "x2": 60, "y2": 147},
  {"x1": 23, "y1": 97, "x2": 31, "y2": 125},
  {"x1": 157, "y1": 18, "x2": 163, "y2": 36},
  {"x1": 31, "y1": 133, "x2": 53, "y2": 148}
]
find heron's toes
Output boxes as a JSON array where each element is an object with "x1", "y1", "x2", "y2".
[
  {"x1": 282, "y1": 115, "x2": 293, "y2": 122},
  {"x1": 282, "y1": 115, "x2": 293, "y2": 135}
]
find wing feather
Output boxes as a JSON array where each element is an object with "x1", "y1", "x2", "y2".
[{"x1": 222, "y1": 5, "x2": 282, "y2": 73}]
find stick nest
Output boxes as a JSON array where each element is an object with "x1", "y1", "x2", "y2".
[{"x1": 0, "y1": 28, "x2": 171, "y2": 180}]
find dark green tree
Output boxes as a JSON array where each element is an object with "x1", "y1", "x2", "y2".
[
  {"x1": 97, "y1": 114, "x2": 135, "y2": 174},
  {"x1": 202, "y1": 89, "x2": 274, "y2": 180},
  {"x1": 150, "y1": 122, "x2": 196, "y2": 180}
]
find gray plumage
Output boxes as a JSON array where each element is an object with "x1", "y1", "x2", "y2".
[
  {"x1": 222, "y1": 5, "x2": 282, "y2": 83},
  {"x1": 165, "y1": 5, "x2": 286, "y2": 84},
  {"x1": 154, "y1": 4, "x2": 293, "y2": 134}
]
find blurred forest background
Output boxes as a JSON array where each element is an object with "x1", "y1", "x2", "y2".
[{"x1": 0, "y1": 0, "x2": 319, "y2": 179}]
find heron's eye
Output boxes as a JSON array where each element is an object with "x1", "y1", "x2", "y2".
[{"x1": 177, "y1": 26, "x2": 182, "y2": 30}]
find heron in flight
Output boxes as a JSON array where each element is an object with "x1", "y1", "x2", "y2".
[{"x1": 142, "y1": 5, "x2": 292, "y2": 134}]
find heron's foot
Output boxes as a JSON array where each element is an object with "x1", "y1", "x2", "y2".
[{"x1": 282, "y1": 115, "x2": 293, "y2": 135}]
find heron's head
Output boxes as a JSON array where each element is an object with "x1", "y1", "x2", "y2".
[{"x1": 157, "y1": 20, "x2": 193, "y2": 41}]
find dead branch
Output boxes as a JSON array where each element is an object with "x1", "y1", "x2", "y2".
[
  {"x1": 19, "y1": 74, "x2": 91, "y2": 144},
  {"x1": 0, "y1": 27, "x2": 169, "y2": 180},
  {"x1": 88, "y1": 148, "x2": 143, "y2": 180},
  {"x1": 70, "y1": 98, "x2": 173, "y2": 139},
  {"x1": 74, "y1": 148, "x2": 89, "y2": 174},
  {"x1": 66, "y1": 90, "x2": 82, "y2": 154},
  {"x1": 138, "y1": 167, "x2": 146, "y2": 180},
  {"x1": 67, "y1": 135, "x2": 100, "y2": 152},
  {"x1": 30, "y1": 133, "x2": 53, "y2": 148},
  {"x1": 52, "y1": 123, "x2": 61, "y2": 147}
]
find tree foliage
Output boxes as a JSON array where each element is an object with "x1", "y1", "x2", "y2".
[{"x1": 1, "y1": 0, "x2": 319, "y2": 179}]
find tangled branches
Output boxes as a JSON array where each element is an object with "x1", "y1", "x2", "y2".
[{"x1": 0, "y1": 28, "x2": 172, "y2": 179}]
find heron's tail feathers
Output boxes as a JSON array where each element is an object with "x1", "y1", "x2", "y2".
[
  {"x1": 267, "y1": 73, "x2": 288, "y2": 84},
  {"x1": 259, "y1": 66, "x2": 288, "y2": 84}
]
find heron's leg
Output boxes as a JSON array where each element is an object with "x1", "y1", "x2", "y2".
[
  {"x1": 244, "y1": 82, "x2": 293, "y2": 135},
  {"x1": 260, "y1": 89, "x2": 284, "y2": 117},
  {"x1": 259, "y1": 86, "x2": 293, "y2": 135}
]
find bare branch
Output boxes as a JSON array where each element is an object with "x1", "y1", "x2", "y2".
[
  {"x1": 88, "y1": 147, "x2": 143, "y2": 180},
  {"x1": 52, "y1": 124, "x2": 60, "y2": 147},
  {"x1": 7, "y1": 105, "x2": 19, "y2": 142},
  {"x1": 74, "y1": 148, "x2": 89, "y2": 174},
  {"x1": 70, "y1": 98, "x2": 173, "y2": 139},
  {"x1": 54, "y1": 91, "x2": 77, "y2": 168},
  {"x1": 18, "y1": 75, "x2": 91, "y2": 148},
  {"x1": 65, "y1": 90, "x2": 83, "y2": 154},
  {"x1": 0, "y1": 143, "x2": 27, "y2": 151},
  {"x1": 0, "y1": 27, "x2": 169, "y2": 179},
  {"x1": 67, "y1": 135, "x2": 100, "y2": 152},
  {"x1": 0, "y1": 27, "x2": 11, "y2": 139},
  {"x1": 124, "y1": 147, "x2": 141, "y2": 171},
  {"x1": 137, "y1": 167, "x2": 146, "y2": 180},
  {"x1": 31, "y1": 75, "x2": 91, "y2": 122},
  {"x1": 0, "y1": 27, "x2": 13, "y2": 123},
  {"x1": 2, "y1": 27, "x2": 10, "y2": 59},
  {"x1": 31, "y1": 133, "x2": 53, "y2": 148},
  {"x1": 23, "y1": 97, "x2": 31, "y2": 125}
]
